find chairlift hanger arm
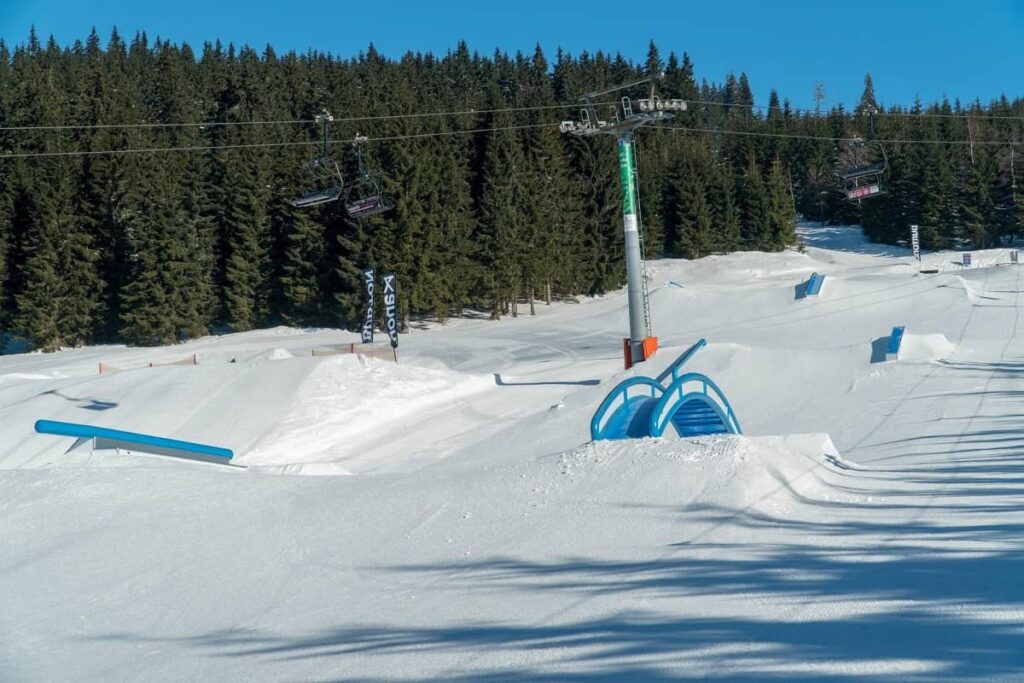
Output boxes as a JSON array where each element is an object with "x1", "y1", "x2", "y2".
[{"x1": 580, "y1": 74, "x2": 661, "y2": 102}]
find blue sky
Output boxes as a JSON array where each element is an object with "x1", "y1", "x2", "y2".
[{"x1": 2, "y1": 0, "x2": 1022, "y2": 110}]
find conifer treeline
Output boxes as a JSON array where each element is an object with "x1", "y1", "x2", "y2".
[{"x1": 0, "y1": 31, "x2": 1019, "y2": 350}]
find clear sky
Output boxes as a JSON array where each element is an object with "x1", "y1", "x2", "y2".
[{"x1": 2, "y1": 0, "x2": 1022, "y2": 111}]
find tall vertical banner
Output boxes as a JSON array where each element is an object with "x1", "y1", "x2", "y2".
[
  {"x1": 910, "y1": 224, "x2": 920, "y2": 263},
  {"x1": 382, "y1": 273, "x2": 399, "y2": 348},
  {"x1": 361, "y1": 268, "x2": 375, "y2": 344}
]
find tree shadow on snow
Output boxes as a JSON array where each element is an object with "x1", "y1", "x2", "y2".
[{"x1": 87, "y1": 443, "x2": 1024, "y2": 680}]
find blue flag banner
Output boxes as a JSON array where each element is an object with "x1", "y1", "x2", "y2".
[
  {"x1": 383, "y1": 273, "x2": 399, "y2": 348},
  {"x1": 361, "y1": 268, "x2": 375, "y2": 343}
]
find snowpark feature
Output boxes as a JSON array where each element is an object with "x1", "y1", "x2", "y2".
[
  {"x1": 590, "y1": 338, "x2": 742, "y2": 440},
  {"x1": 34, "y1": 419, "x2": 237, "y2": 466},
  {"x1": 5, "y1": 224, "x2": 1024, "y2": 680},
  {"x1": 804, "y1": 271, "x2": 826, "y2": 297}
]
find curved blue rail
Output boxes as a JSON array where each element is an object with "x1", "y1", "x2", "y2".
[
  {"x1": 590, "y1": 377, "x2": 664, "y2": 441},
  {"x1": 648, "y1": 373, "x2": 742, "y2": 438},
  {"x1": 591, "y1": 340, "x2": 741, "y2": 442}
]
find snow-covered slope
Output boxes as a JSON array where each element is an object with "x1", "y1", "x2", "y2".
[{"x1": 3, "y1": 225, "x2": 1024, "y2": 681}]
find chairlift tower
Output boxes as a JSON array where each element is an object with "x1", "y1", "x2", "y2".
[{"x1": 560, "y1": 76, "x2": 686, "y2": 368}]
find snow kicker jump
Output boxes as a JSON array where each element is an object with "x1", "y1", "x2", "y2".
[
  {"x1": 34, "y1": 420, "x2": 238, "y2": 467},
  {"x1": 590, "y1": 339, "x2": 742, "y2": 441}
]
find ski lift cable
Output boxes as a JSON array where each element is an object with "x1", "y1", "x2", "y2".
[
  {"x1": 661, "y1": 125, "x2": 1022, "y2": 146},
  {"x1": 0, "y1": 122, "x2": 554, "y2": 159},
  {"x1": 0, "y1": 102, "x2": 615, "y2": 133},
  {"x1": 3, "y1": 97, "x2": 1022, "y2": 135},
  {"x1": 4, "y1": 121, "x2": 1023, "y2": 160},
  {"x1": 681, "y1": 98, "x2": 1024, "y2": 122}
]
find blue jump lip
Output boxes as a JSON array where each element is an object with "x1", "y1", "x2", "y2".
[{"x1": 34, "y1": 419, "x2": 234, "y2": 460}]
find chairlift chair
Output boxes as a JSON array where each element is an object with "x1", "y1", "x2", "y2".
[
  {"x1": 291, "y1": 155, "x2": 344, "y2": 208},
  {"x1": 843, "y1": 111, "x2": 888, "y2": 202},
  {"x1": 290, "y1": 110, "x2": 345, "y2": 209},
  {"x1": 345, "y1": 134, "x2": 394, "y2": 220}
]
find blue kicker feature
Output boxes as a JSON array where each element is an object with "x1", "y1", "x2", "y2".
[
  {"x1": 35, "y1": 420, "x2": 235, "y2": 464},
  {"x1": 805, "y1": 272, "x2": 826, "y2": 297},
  {"x1": 591, "y1": 340, "x2": 742, "y2": 441},
  {"x1": 887, "y1": 326, "x2": 906, "y2": 359}
]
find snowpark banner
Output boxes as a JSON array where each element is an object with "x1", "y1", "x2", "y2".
[
  {"x1": 383, "y1": 273, "x2": 399, "y2": 348},
  {"x1": 361, "y1": 268, "x2": 375, "y2": 344}
]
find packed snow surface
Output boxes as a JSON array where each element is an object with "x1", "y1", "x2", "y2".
[{"x1": 4, "y1": 225, "x2": 1024, "y2": 680}]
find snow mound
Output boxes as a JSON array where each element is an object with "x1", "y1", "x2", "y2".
[
  {"x1": 0, "y1": 372, "x2": 54, "y2": 382},
  {"x1": 251, "y1": 462, "x2": 353, "y2": 476},
  {"x1": 562, "y1": 432, "x2": 853, "y2": 514},
  {"x1": 264, "y1": 347, "x2": 294, "y2": 361},
  {"x1": 899, "y1": 332, "x2": 955, "y2": 362},
  {"x1": 241, "y1": 355, "x2": 491, "y2": 469}
]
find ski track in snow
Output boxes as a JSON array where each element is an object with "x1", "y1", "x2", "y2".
[{"x1": 3, "y1": 225, "x2": 1024, "y2": 680}]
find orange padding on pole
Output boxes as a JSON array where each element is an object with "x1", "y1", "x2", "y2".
[
  {"x1": 623, "y1": 338, "x2": 633, "y2": 370},
  {"x1": 641, "y1": 336, "x2": 659, "y2": 361}
]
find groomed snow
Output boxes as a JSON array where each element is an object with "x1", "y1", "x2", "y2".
[{"x1": 3, "y1": 225, "x2": 1024, "y2": 681}]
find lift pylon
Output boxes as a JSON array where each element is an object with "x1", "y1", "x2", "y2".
[{"x1": 560, "y1": 75, "x2": 686, "y2": 368}]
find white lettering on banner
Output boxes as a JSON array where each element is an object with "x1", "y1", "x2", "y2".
[
  {"x1": 361, "y1": 269, "x2": 375, "y2": 343},
  {"x1": 382, "y1": 274, "x2": 399, "y2": 348}
]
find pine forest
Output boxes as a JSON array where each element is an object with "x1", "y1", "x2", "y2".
[{"x1": 1, "y1": 30, "x2": 1023, "y2": 350}]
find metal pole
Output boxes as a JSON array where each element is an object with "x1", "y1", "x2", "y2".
[{"x1": 617, "y1": 134, "x2": 649, "y2": 362}]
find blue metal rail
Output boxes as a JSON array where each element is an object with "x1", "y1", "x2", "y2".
[
  {"x1": 35, "y1": 419, "x2": 235, "y2": 463},
  {"x1": 655, "y1": 338, "x2": 707, "y2": 385}
]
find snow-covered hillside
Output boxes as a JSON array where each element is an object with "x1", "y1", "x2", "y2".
[{"x1": 3, "y1": 225, "x2": 1024, "y2": 681}]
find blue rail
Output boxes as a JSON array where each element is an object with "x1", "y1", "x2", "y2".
[
  {"x1": 655, "y1": 338, "x2": 708, "y2": 385},
  {"x1": 35, "y1": 420, "x2": 235, "y2": 462},
  {"x1": 648, "y1": 372, "x2": 742, "y2": 438},
  {"x1": 590, "y1": 377, "x2": 664, "y2": 441}
]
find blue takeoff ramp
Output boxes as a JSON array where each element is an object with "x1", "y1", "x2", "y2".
[{"x1": 591, "y1": 339, "x2": 742, "y2": 441}]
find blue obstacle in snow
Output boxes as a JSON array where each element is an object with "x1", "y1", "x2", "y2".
[
  {"x1": 805, "y1": 272, "x2": 826, "y2": 297},
  {"x1": 655, "y1": 338, "x2": 707, "y2": 385},
  {"x1": 34, "y1": 419, "x2": 237, "y2": 466},
  {"x1": 886, "y1": 326, "x2": 906, "y2": 361},
  {"x1": 668, "y1": 280, "x2": 684, "y2": 289},
  {"x1": 649, "y1": 373, "x2": 742, "y2": 438},
  {"x1": 591, "y1": 339, "x2": 742, "y2": 441},
  {"x1": 590, "y1": 377, "x2": 665, "y2": 440}
]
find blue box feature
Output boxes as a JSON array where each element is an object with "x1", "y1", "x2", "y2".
[
  {"x1": 887, "y1": 326, "x2": 905, "y2": 359},
  {"x1": 806, "y1": 272, "x2": 826, "y2": 297}
]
